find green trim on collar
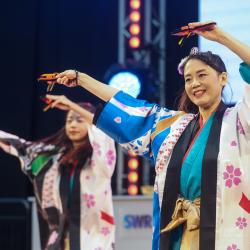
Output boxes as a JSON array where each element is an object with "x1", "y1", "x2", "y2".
[{"x1": 31, "y1": 154, "x2": 52, "y2": 176}]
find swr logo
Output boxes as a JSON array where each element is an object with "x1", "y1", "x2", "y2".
[{"x1": 124, "y1": 215, "x2": 152, "y2": 229}]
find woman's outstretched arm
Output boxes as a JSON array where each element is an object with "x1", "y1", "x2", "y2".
[{"x1": 54, "y1": 71, "x2": 119, "y2": 102}]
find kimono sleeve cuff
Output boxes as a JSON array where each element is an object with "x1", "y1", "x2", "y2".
[
  {"x1": 239, "y1": 62, "x2": 250, "y2": 84},
  {"x1": 93, "y1": 103, "x2": 106, "y2": 125},
  {"x1": 95, "y1": 91, "x2": 128, "y2": 143}
]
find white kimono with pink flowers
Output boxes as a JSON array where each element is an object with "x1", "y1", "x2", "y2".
[
  {"x1": 214, "y1": 84, "x2": 250, "y2": 250},
  {"x1": 94, "y1": 62, "x2": 250, "y2": 250},
  {"x1": 0, "y1": 125, "x2": 116, "y2": 250}
]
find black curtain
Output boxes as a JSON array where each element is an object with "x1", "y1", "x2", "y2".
[
  {"x1": 0, "y1": 0, "x2": 118, "y2": 197},
  {"x1": 0, "y1": 0, "x2": 198, "y2": 198}
]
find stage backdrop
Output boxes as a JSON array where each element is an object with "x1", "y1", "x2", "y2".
[{"x1": 0, "y1": 0, "x2": 198, "y2": 198}]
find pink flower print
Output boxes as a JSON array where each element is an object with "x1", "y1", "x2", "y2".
[
  {"x1": 106, "y1": 150, "x2": 115, "y2": 166},
  {"x1": 92, "y1": 141, "x2": 101, "y2": 155},
  {"x1": 223, "y1": 164, "x2": 242, "y2": 188},
  {"x1": 83, "y1": 193, "x2": 96, "y2": 208},
  {"x1": 235, "y1": 217, "x2": 247, "y2": 229},
  {"x1": 227, "y1": 244, "x2": 239, "y2": 250},
  {"x1": 230, "y1": 140, "x2": 237, "y2": 147},
  {"x1": 101, "y1": 227, "x2": 110, "y2": 236},
  {"x1": 47, "y1": 231, "x2": 58, "y2": 245},
  {"x1": 114, "y1": 116, "x2": 122, "y2": 123},
  {"x1": 237, "y1": 117, "x2": 245, "y2": 135}
]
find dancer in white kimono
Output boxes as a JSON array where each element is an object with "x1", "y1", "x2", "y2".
[
  {"x1": 44, "y1": 21, "x2": 250, "y2": 250},
  {"x1": 0, "y1": 95, "x2": 116, "y2": 250}
]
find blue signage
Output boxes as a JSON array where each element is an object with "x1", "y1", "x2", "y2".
[{"x1": 123, "y1": 214, "x2": 152, "y2": 229}]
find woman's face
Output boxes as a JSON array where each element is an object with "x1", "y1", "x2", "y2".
[
  {"x1": 184, "y1": 59, "x2": 227, "y2": 110},
  {"x1": 65, "y1": 110, "x2": 88, "y2": 145}
]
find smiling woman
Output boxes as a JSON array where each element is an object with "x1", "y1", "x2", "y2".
[
  {"x1": 178, "y1": 50, "x2": 228, "y2": 123},
  {"x1": 45, "y1": 21, "x2": 250, "y2": 250},
  {"x1": 65, "y1": 110, "x2": 89, "y2": 146},
  {"x1": 0, "y1": 96, "x2": 116, "y2": 250}
]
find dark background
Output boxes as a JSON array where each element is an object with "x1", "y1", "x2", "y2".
[{"x1": 0, "y1": 0, "x2": 198, "y2": 198}]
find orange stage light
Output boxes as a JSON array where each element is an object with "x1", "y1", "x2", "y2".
[
  {"x1": 128, "y1": 171, "x2": 139, "y2": 183},
  {"x1": 128, "y1": 184, "x2": 139, "y2": 195},
  {"x1": 129, "y1": 24, "x2": 140, "y2": 35},
  {"x1": 130, "y1": 11, "x2": 141, "y2": 22},
  {"x1": 130, "y1": 0, "x2": 141, "y2": 10},
  {"x1": 128, "y1": 158, "x2": 139, "y2": 170},
  {"x1": 129, "y1": 37, "x2": 141, "y2": 48}
]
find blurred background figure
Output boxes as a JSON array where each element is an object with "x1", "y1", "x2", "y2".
[{"x1": 0, "y1": 95, "x2": 116, "y2": 250}]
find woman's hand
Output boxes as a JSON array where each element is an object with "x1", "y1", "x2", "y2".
[
  {"x1": 188, "y1": 21, "x2": 225, "y2": 43},
  {"x1": 50, "y1": 70, "x2": 78, "y2": 87},
  {"x1": 47, "y1": 69, "x2": 119, "y2": 102},
  {"x1": 45, "y1": 94, "x2": 74, "y2": 111}
]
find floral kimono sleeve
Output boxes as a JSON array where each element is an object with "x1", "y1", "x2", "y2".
[
  {"x1": 88, "y1": 125, "x2": 116, "y2": 178},
  {"x1": 95, "y1": 91, "x2": 182, "y2": 162},
  {"x1": 0, "y1": 130, "x2": 56, "y2": 177},
  {"x1": 238, "y1": 62, "x2": 250, "y2": 140}
]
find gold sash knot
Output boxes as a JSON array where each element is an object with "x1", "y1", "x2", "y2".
[
  {"x1": 161, "y1": 197, "x2": 200, "y2": 233},
  {"x1": 161, "y1": 197, "x2": 201, "y2": 250}
]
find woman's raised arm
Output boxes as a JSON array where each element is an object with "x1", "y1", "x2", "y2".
[
  {"x1": 189, "y1": 21, "x2": 250, "y2": 65},
  {"x1": 45, "y1": 94, "x2": 94, "y2": 124}
]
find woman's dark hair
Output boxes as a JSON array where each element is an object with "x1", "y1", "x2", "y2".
[
  {"x1": 40, "y1": 102, "x2": 96, "y2": 167},
  {"x1": 177, "y1": 50, "x2": 227, "y2": 113}
]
